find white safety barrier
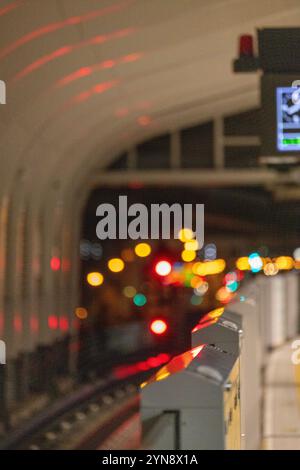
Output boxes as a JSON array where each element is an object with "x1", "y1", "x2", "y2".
[
  {"x1": 141, "y1": 272, "x2": 299, "y2": 450},
  {"x1": 230, "y1": 281, "x2": 262, "y2": 450}
]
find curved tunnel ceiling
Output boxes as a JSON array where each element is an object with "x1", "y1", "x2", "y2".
[{"x1": 1, "y1": 0, "x2": 300, "y2": 205}]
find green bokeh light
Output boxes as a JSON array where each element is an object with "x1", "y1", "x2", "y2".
[{"x1": 133, "y1": 293, "x2": 147, "y2": 307}]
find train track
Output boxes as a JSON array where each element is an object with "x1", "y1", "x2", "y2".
[{"x1": 0, "y1": 361, "x2": 161, "y2": 450}]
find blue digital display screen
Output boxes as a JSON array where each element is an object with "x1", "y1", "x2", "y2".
[{"x1": 276, "y1": 87, "x2": 300, "y2": 152}]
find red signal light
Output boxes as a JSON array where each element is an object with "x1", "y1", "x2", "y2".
[
  {"x1": 59, "y1": 316, "x2": 69, "y2": 332},
  {"x1": 48, "y1": 315, "x2": 58, "y2": 330},
  {"x1": 239, "y1": 34, "x2": 254, "y2": 57},
  {"x1": 150, "y1": 318, "x2": 168, "y2": 335},
  {"x1": 50, "y1": 256, "x2": 60, "y2": 271},
  {"x1": 155, "y1": 260, "x2": 171, "y2": 277}
]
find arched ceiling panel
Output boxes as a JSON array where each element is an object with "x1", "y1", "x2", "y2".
[{"x1": 0, "y1": 0, "x2": 300, "y2": 204}]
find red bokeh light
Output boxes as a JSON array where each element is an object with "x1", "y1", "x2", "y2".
[
  {"x1": 138, "y1": 115, "x2": 151, "y2": 127},
  {"x1": 155, "y1": 260, "x2": 171, "y2": 277},
  {"x1": 113, "y1": 352, "x2": 170, "y2": 379},
  {"x1": 30, "y1": 316, "x2": 39, "y2": 333},
  {"x1": 48, "y1": 315, "x2": 58, "y2": 330},
  {"x1": 14, "y1": 315, "x2": 22, "y2": 332},
  {"x1": 59, "y1": 316, "x2": 69, "y2": 332},
  {"x1": 150, "y1": 319, "x2": 168, "y2": 335},
  {"x1": 50, "y1": 256, "x2": 61, "y2": 271}
]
